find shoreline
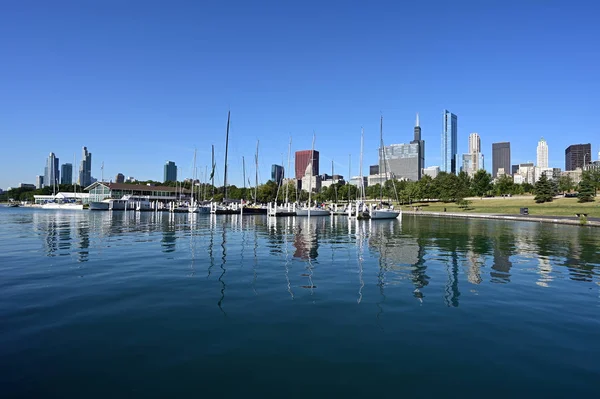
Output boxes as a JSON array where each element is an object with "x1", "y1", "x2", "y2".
[{"x1": 403, "y1": 210, "x2": 600, "y2": 227}]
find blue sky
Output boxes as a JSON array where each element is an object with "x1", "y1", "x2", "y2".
[{"x1": 1, "y1": 0, "x2": 599, "y2": 189}]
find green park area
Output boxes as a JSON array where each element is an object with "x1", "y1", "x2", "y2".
[{"x1": 411, "y1": 196, "x2": 600, "y2": 218}]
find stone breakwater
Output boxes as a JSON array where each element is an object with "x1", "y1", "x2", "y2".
[{"x1": 403, "y1": 210, "x2": 600, "y2": 228}]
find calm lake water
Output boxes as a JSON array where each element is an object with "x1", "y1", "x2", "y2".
[{"x1": 1, "y1": 207, "x2": 599, "y2": 398}]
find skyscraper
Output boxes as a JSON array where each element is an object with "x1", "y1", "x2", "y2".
[
  {"x1": 537, "y1": 137, "x2": 548, "y2": 168},
  {"x1": 78, "y1": 146, "x2": 92, "y2": 187},
  {"x1": 565, "y1": 144, "x2": 591, "y2": 171},
  {"x1": 410, "y1": 113, "x2": 425, "y2": 180},
  {"x1": 115, "y1": 173, "x2": 125, "y2": 183},
  {"x1": 469, "y1": 132, "x2": 480, "y2": 154},
  {"x1": 462, "y1": 132, "x2": 482, "y2": 177},
  {"x1": 295, "y1": 150, "x2": 319, "y2": 180},
  {"x1": 492, "y1": 142, "x2": 511, "y2": 178},
  {"x1": 381, "y1": 143, "x2": 420, "y2": 182},
  {"x1": 441, "y1": 110, "x2": 458, "y2": 174},
  {"x1": 36, "y1": 175, "x2": 44, "y2": 189},
  {"x1": 44, "y1": 153, "x2": 60, "y2": 188},
  {"x1": 61, "y1": 163, "x2": 73, "y2": 185},
  {"x1": 271, "y1": 164, "x2": 284, "y2": 184},
  {"x1": 164, "y1": 161, "x2": 177, "y2": 182}
]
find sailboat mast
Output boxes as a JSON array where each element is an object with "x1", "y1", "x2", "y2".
[
  {"x1": 348, "y1": 153, "x2": 351, "y2": 203},
  {"x1": 242, "y1": 156, "x2": 246, "y2": 201},
  {"x1": 380, "y1": 116, "x2": 385, "y2": 201},
  {"x1": 308, "y1": 133, "x2": 315, "y2": 208},
  {"x1": 255, "y1": 140, "x2": 259, "y2": 203},
  {"x1": 192, "y1": 149, "x2": 197, "y2": 205},
  {"x1": 286, "y1": 137, "x2": 292, "y2": 204},
  {"x1": 223, "y1": 110, "x2": 231, "y2": 200},
  {"x1": 211, "y1": 145, "x2": 215, "y2": 198},
  {"x1": 204, "y1": 165, "x2": 207, "y2": 201},
  {"x1": 360, "y1": 128, "x2": 365, "y2": 201}
]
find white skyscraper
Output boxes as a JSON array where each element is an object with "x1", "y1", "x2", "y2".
[
  {"x1": 537, "y1": 137, "x2": 548, "y2": 168},
  {"x1": 462, "y1": 132, "x2": 482, "y2": 177},
  {"x1": 468, "y1": 132, "x2": 481, "y2": 154}
]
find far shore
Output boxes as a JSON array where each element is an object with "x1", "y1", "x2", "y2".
[{"x1": 404, "y1": 196, "x2": 599, "y2": 227}]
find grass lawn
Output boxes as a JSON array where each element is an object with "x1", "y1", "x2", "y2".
[{"x1": 410, "y1": 196, "x2": 600, "y2": 218}]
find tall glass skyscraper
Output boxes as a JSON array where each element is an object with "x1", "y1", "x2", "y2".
[
  {"x1": 44, "y1": 153, "x2": 60, "y2": 188},
  {"x1": 441, "y1": 110, "x2": 458, "y2": 174},
  {"x1": 61, "y1": 163, "x2": 73, "y2": 185},
  {"x1": 78, "y1": 146, "x2": 92, "y2": 187},
  {"x1": 164, "y1": 161, "x2": 177, "y2": 182}
]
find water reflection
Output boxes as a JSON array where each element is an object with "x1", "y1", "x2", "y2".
[{"x1": 16, "y1": 210, "x2": 600, "y2": 306}]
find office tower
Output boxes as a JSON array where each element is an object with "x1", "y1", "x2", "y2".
[
  {"x1": 164, "y1": 161, "x2": 177, "y2": 182},
  {"x1": 369, "y1": 165, "x2": 379, "y2": 175},
  {"x1": 492, "y1": 142, "x2": 511, "y2": 178},
  {"x1": 115, "y1": 173, "x2": 125, "y2": 183},
  {"x1": 410, "y1": 113, "x2": 425, "y2": 180},
  {"x1": 381, "y1": 143, "x2": 420, "y2": 181},
  {"x1": 295, "y1": 150, "x2": 319, "y2": 180},
  {"x1": 462, "y1": 132, "x2": 482, "y2": 177},
  {"x1": 511, "y1": 165, "x2": 519, "y2": 175},
  {"x1": 44, "y1": 152, "x2": 60, "y2": 188},
  {"x1": 441, "y1": 110, "x2": 458, "y2": 174},
  {"x1": 36, "y1": 175, "x2": 44, "y2": 189},
  {"x1": 271, "y1": 164, "x2": 284, "y2": 185},
  {"x1": 78, "y1": 146, "x2": 92, "y2": 187},
  {"x1": 61, "y1": 163, "x2": 73, "y2": 185},
  {"x1": 537, "y1": 137, "x2": 548, "y2": 168},
  {"x1": 468, "y1": 132, "x2": 481, "y2": 154},
  {"x1": 565, "y1": 143, "x2": 591, "y2": 171}
]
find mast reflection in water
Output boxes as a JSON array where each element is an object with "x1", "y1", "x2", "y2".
[{"x1": 2, "y1": 208, "x2": 600, "y2": 396}]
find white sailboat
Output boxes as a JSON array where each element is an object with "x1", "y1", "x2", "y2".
[
  {"x1": 42, "y1": 156, "x2": 83, "y2": 210},
  {"x1": 369, "y1": 116, "x2": 401, "y2": 220},
  {"x1": 188, "y1": 149, "x2": 210, "y2": 214},
  {"x1": 296, "y1": 133, "x2": 330, "y2": 217}
]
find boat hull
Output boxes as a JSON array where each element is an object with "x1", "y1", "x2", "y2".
[
  {"x1": 89, "y1": 201, "x2": 109, "y2": 210},
  {"x1": 41, "y1": 203, "x2": 84, "y2": 210},
  {"x1": 242, "y1": 206, "x2": 268, "y2": 215},
  {"x1": 296, "y1": 208, "x2": 330, "y2": 216},
  {"x1": 370, "y1": 209, "x2": 401, "y2": 219}
]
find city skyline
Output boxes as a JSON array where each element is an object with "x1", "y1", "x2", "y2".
[{"x1": 2, "y1": 2, "x2": 600, "y2": 189}]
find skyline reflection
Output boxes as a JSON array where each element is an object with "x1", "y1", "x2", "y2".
[{"x1": 10, "y1": 209, "x2": 600, "y2": 306}]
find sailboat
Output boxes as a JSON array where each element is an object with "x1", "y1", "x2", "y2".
[
  {"x1": 369, "y1": 116, "x2": 401, "y2": 220},
  {"x1": 267, "y1": 137, "x2": 297, "y2": 216},
  {"x1": 189, "y1": 149, "x2": 210, "y2": 214},
  {"x1": 296, "y1": 133, "x2": 330, "y2": 217},
  {"x1": 242, "y1": 140, "x2": 268, "y2": 214},
  {"x1": 348, "y1": 128, "x2": 369, "y2": 219},
  {"x1": 211, "y1": 111, "x2": 241, "y2": 215},
  {"x1": 42, "y1": 154, "x2": 83, "y2": 210}
]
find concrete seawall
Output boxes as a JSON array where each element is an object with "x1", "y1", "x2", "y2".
[{"x1": 403, "y1": 210, "x2": 600, "y2": 228}]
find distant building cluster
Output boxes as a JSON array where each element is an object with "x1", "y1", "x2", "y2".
[{"x1": 15, "y1": 116, "x2": 597, "y2": 193}]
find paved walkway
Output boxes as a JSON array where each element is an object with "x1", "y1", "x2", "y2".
[{"x1": 403, "y1": 210, "x2": 600, "y2": 227}]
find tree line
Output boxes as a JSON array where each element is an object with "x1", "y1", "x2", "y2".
[{"x1": 3, "y1": 169, "x2": 598, "y2": 204}]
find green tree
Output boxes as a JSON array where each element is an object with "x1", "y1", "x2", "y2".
[
  {"x1": 522, "y1": 182, "x2": 534, "y2": 194},
  {"x1": 577, "y1": 177, "x2": 595, "y2": 203},
  {"x1": 558, "y1": 175, "x2": 574, "y2": 194},
  {"x1": 471, "y1": 170, "x2": 492, "y2": 198},
  {"x1": 533, "y1": 173, "x2": 553, "y2": 203},
  {"x1": 457, "y1": 171, "x2": 472, "y2": 196},
  {"x1": 494, "y1": 175, "x2": 515, "y2": 196},
  {"x1": 582, "y1": 170, "x2": 600, "y2": 196}
]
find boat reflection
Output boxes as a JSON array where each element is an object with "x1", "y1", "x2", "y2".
[{"x1": 23, "y1": 210, "x2": 600, "y2": 307}]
